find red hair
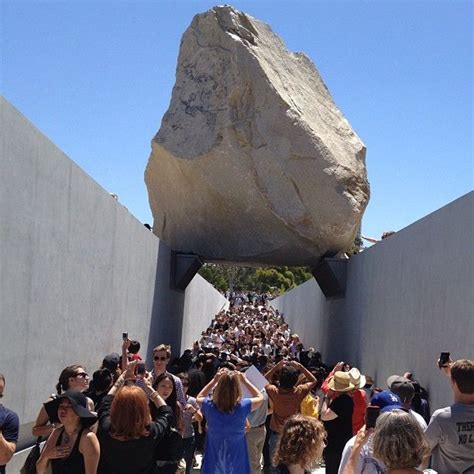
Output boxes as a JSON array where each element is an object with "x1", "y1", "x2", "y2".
[{"x1": 110, "y1": 385, "x2": 151, "y2": 440}]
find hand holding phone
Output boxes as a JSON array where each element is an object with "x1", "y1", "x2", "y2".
[
  {"x1": 438, "y1": 352, "x2": 450, "y2": 369},
  {"x1": 136, "y1": 361, "x2": 146, "y2": 376},
  {"x1": 366, "y1": 405, "x2": 380, "y2": 429},
  {"x1": 122, "y1": 331, "x2": 128, "y2": 340}
]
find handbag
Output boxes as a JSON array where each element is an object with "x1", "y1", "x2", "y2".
[{"x1": 20, "y1": 437, "x2": 42, "y2": 474}]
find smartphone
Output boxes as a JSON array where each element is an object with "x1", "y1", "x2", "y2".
[
  {"x1": 136, "y1": 361, "x2": 146, "y2": 376},
  {"x1": 439, "y1": 352, "x2": 450, "y2": 368},
  {"x1": 122, "y1": 331, "x2": 128, "y2": 340},
  {"x1": 366, "y1": 405, "x2": 380, "y2": 429}
]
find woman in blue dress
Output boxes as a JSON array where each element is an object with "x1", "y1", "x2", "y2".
[{"x1": 197, "y1": 368, "x2": 264, "y2": 474}]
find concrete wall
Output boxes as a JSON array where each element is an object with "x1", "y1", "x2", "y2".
[
  {"x1": 270, "y1": 279, "x2": 344, "y2": 362},
  {"x1": 271, "y1": 192, "x2": 474, "y2": 412},
  {"x1": 0, "y1": 97, "x2": 226, "y2": 457},
  {"x1": 144, "y1": 244, "x2": 228, "y2": 363},
  {"x1": 181, "y1": 274, "x2": 229, "y2": 351}
]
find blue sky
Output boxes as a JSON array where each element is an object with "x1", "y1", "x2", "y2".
[{"x1": 2, "y1": 0, "x2": 472, "y2": 244}]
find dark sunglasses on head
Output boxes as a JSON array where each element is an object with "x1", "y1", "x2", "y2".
[
  {"x1": 74, "y1": 372, "x2": 89, "y2": 378},
  {"x1": 154, "y1": 356, "x2": 168, "y2": 361}
]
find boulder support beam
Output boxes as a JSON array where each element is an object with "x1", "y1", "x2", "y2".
[{"x1": 312, "y1": 258, "x2": 348, "y2": 298}]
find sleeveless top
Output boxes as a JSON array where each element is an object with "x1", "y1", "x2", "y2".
[{"x1": 51, "y1": 427, "x2": 85, "y2": 474}]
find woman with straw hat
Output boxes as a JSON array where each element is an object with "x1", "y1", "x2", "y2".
[{"x1": 320, "y1": 371, "x2": 355, "y2": 474}]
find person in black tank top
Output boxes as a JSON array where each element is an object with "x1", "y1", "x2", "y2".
[
  {"x1": 51, "y1": 427, "x2": 86, "y2": 474},
  {"x1": 37, "y1": 391, "x2": 100, "y2": 474}
]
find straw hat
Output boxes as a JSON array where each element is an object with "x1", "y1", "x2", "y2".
[
  {"x1": 348, "y1": 368, "x2": 366, "y2": 388},
  {"x1": 327, "y1": 371, "x2": 355, "y2": 392}
]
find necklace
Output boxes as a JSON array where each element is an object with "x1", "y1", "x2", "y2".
[{"x1": 63, "y1": 427, "x2": 79, "y2": 444}]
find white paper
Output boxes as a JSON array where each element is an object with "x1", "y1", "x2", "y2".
[{"x1": 241, "y1": 364, "x2": 269, "y2": 398}]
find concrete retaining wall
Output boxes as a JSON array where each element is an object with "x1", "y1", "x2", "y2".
[
  {"x1": 270, "y1": 279, "x2": 344, "y2": 362},
  {"x1": 182, "y1": 274, "x2": 228, "y2": 351},
  {"x1": 272, "y1": 192, "x2": 474, "y2": 412},
  {"x1": 0, "y1": 97, "x2": 226, "y2": 456}
]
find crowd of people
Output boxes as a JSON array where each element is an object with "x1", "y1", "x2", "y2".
[{"x1": 1, "y1": 301, "x2": 473, "y2": 474}]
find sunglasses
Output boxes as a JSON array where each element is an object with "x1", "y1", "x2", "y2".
[
  {"x1": 181, "y1": 382, "x2": 189, "y2": 386},
  {"x1": 74, "y1": 372, "x2": 89, "y2": 379},
  {"x1": 154, "y1": 356, "x2": 168, "y2": 361}
]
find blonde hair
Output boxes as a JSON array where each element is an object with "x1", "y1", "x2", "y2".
[
  {"x1": 373, "y1": 410, "x2": 429, "y2": 469},
  {"x1": 273, "y1": 415, "x2": 326, "y2": 468},
  {"x1": 213, "y1": 371, "x2": 241, "y2": 413}
]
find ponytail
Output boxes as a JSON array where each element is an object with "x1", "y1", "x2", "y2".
[{"x1": 56, "y1": 365, "x2": 82, "y2": 394}]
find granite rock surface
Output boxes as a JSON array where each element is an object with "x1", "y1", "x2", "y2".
[{"x1": 145, "y1": 6, "x2": 369, "y2": 266}]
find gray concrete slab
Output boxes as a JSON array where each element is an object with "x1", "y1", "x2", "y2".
[{"x1": 271, "y1": 192, "x2": 474, "y2": 412}]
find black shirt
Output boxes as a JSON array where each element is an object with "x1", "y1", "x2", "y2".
[
  {"x1": 97, "y1": 395, "x2": 173, "y2": 474},
  {"x1": 323, "y1": 393, "x2": 354, "y2": 449},
  {"x1": 51, "y1": 428, "x2": 85, "y2": 474}
]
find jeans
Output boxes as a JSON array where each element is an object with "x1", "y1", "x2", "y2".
[
  {"x1": 268, "y1": 430, "x2": 281, "y2": 470},
  {"x1": 182, "y1": 436, "x2": 195, "y2": 474}
]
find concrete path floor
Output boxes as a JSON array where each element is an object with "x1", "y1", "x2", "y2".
[{"x1": 191, "y1": 453, "x2": 325, "y2": 473}]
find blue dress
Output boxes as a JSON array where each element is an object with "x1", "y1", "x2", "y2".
[{"x1": 201, "y1": 397, "x2": 252, "y2": 474}]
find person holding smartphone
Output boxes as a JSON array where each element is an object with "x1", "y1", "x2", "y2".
[
  {"x1": 343, "y1": 410, "x2": 430, "y2": 474},
  {"x1": 338, "y1": 390, "x2": 403, "y2": 474},
  {"x1": 423, "y1": 357, "x2": 474, "y2": 474}
]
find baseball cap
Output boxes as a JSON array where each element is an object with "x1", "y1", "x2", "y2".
[
  {"x1": 387, "y1": 375, "x2": 415, "y2": 403},
  {"x1": 371, "y1": 390, "x2": 402, "y2": 412},
  {"x1": 102, "y1": 353, "x2": 120, "y2": 371}
]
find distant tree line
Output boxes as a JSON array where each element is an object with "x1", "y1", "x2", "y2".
[
  {"x1": 198, "y1": 264, "x2": 313, "y2": 294},
  {"x1": 199, "y1": 230, "x2": 364, "y2": 294}
]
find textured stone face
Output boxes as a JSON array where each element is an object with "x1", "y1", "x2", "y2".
[{"x1": 145, "y1": 6, "x2": 369, "y2": 266}]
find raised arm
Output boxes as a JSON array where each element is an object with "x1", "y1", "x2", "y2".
[
  {"x1": 121, "y1": 338, "x2": 131, "y2": 371},
  {"x1": 108, "y1": 361, "x2": 137, "y2": 397},
  {"x1": 196, "y1": 369, "x2": 224, "y2": 406},
  {"x1": 32, "y1": 399, "x2": 58, "y2": 437},
  {"x1": 342, "y1": 426, "x2": 372, "y2": 474},
  {"x1": 141, "y1": 371, "x2": 166, "y2": 408},
  {"x1": 361, "y1": 235, "x2": 378, "y2": 244},
  {"x1": 321, "y1": 361, "x2": 344, "y2": 394},
  {"x1": 264, "y1": 359, "x2": 285, "y2": 383},
  {"x1": 237, "y1": 372, "x2": 264, "y2": 411},
  {"x1": 289, "y1": 361, "x2": 317, "y2": 388}
]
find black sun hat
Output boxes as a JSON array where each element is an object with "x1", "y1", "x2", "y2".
[{"x1": 44, "y1": 390, "x2": 97, "y2": 428}]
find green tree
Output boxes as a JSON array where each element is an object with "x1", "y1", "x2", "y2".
[{"x1": 198, "y1": 263, "x2": 312, "y2": 294}]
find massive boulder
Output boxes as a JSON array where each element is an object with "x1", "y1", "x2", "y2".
[{"x1": 145, "y1": 5, "x2": 369, "y2": 266}]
